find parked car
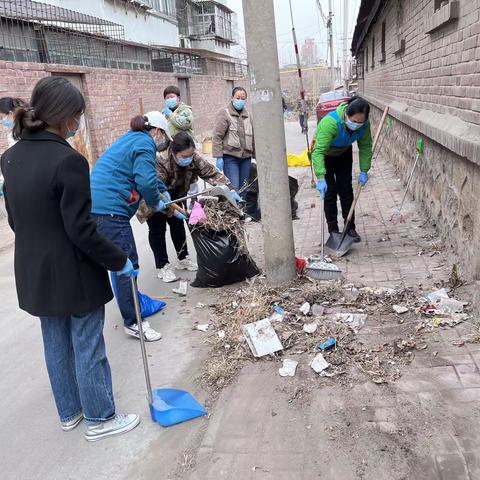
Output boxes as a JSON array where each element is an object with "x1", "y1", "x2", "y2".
[{"x1": 315, "y1": 89, "x2": 350, "y2": 122}]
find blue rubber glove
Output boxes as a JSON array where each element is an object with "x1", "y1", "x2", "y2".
[
  {"x1": 116, "y1": 258, "x2": 139, "y2": 277},
  {"x1": 162, "y1": 106, "x2": 172, "y2": 118},
  {"x1": 161, "y1": 191, "x2": 171, "y2": 202},
  {"x1": 358, "y1": 172, "x2": 369, "y2": 186},
  {"x1": 231, "y1": 190, "x2": 242, "y2": 203},
  {"x1": 156, "y1": 199, "x2": 167, "y2": 211},
  {"x1": 174, "y1": 211, "x2": 188, "y2": 220},
  {"x1": 316, "y1": 179, "x2": 328, "y2": 199},
  {"x1": 216, "y1": 157, "x2": 224, "y2": 171}
]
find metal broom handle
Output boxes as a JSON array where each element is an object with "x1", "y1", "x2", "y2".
[
  {"x1": 321, "y1": 195, "x2": 325, "y2": 260},
  {"x1": 131, "y1": 276, "x2": 153, "y2": 404}
]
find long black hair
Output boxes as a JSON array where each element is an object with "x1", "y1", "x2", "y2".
[
  {"x1": 345, "y1": 96, "x2": 370, "y2": 119},
  {"x1": 170, "y1": 131, "x2": 195, "y2": 155},
  {"x1": 13, "y1": 77, "x2": 85, "y2": 140}
]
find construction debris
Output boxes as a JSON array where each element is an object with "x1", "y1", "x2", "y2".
[
  {"x1": 279, "y1": 359, "x2": 298, "y2": 377},
  {"x1": 299, "y1": 302, "x2": 311, "y2": 315},
  {"x1": 197, "y1": 324, "x2": 210, "y2": 333},
  {"x1": 312, "y1": 304, "x2": 325, "y2": 317}
]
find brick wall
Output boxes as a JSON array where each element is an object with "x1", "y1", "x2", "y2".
[
  {"x1": 355, "y1": 0, "x2": 480, "y2": 281},
  {"x1": 0, "y1": 60, "x2": 247, "y2": 160}
]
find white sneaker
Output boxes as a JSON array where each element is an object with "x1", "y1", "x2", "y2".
[
  {"x1": 157, "y1": 264, "x2": 178, "y2": 283},
  {"x1": 124, "y1": 320, "x2": 162, "y2": 342},
  {"x1": 61, "y1": 412, "x2": 84, "y2": 431},
  {"x1": 85, "y1": 414, "x2": 140, "y2": 442},
  {"x1": 175, "y1": 256, "x2": 198, "y2": 272}
]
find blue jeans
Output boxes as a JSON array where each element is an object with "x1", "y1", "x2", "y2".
[
  {"x1": 93, "y1": 214, "x2": 139, "y2": 327},
  {"x1": 40, "y1": 306, "x2": 115, "y2": 424},
  {"x1": 223, "y1": 154, "x2": 252, "y2": 192}
]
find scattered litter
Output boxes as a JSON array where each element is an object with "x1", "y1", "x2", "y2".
[
  {"x1": 424, "y1": 315, "x2": 468, "y2": 328},
  {"x1": 335, "y1": 313, "x2": 367, "y2": 332},
  {"x1": 393, "y1": 305, "x2": 409, "y2": 314},
  {"x1": 217, "y1": 330, "x2": 225, "y2": 339},
  {"x1": 303, "y1": 322, "x2": 318, "y2": 334},
  {"x1": 244, "y1": 319, "x2": 283, "y2": 358},
  {"x1": 425, "y1": 288, "x2": 449, "y2": 303},
  {"x1": 393, "y1": 338, "x2": 417, "y2": 354},
  {"x1": 361, "y1": 286, "x2": 396, "y2": 296},
  {"x1": 318, "y1": 338, "x2": 337, "y2": 351},
  {"x1": 299, "y1": 302, "x2": 311, "y2": 315},
  {"x1": 278, "y1": 359, "x2": 298, "y2": 377},
  {"x1": 310, "y1": 353, "x2": 330, "y2": 373},
  {"x1": 269, "y1": 304, "x2": 285, "y2": 322},
  {"x1": 196, "y1": 302, "x2": 206, "y2": 309},
  {"x1": 312, "y1": 304, "x2": 325, "y2": 317},
  {"x1": 173, "y1": 280, "x2": 188, "y2": 296},
  {"x1": 197, "y1": 324, "x2": 209, "y2": 333}
]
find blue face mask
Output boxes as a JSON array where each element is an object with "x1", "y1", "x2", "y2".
[
  {"x1": 1, "y1": 118, "x2": 14, "y2": 129},
  {"x1": 345, "y1": 118, "x2": 364, "y2": 131},
  {"x1": 232, "y1": 99, "x2": 246, "y2": 111},
  {"x1": 176, "y1": 156, "x2": 193, "y2": 167},
  {"x1": 165, "y1": 97, "x2": 178, "y2": 109}
]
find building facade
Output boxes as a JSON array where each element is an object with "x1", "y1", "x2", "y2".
[{"x1": 351, "y1": 0, "x2": 480, "y2": 282}]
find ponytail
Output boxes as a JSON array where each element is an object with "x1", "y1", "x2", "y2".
[
  {"x1": 0, "y1": 97, "x2": 27, "y2": 115},
  {"x1": 13, "y1": 107, "x2": 46, "y2": 140}
]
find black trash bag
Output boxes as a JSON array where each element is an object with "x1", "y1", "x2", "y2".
[{"x1": 190, "y1": 227, "x2": 260, "y2": 288}]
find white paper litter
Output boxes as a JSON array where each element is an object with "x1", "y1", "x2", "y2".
[
  {"x1": 335, "y1": 313, "x2": 367, "y2": 332},
  {"x1": 299, "y1": 302, "x2": 311, "y2": 315},
  {"x1": 425, "y1": 288, "x2": 450, "y2": 303},
  {"x1": 310, "y1": 353, "x2": 330, "y2": 373},
  {"x1": 303, "y1": 322, "x2": 318, "y2": 334},
  {"x1": 278, "y1": 359, "x2": 298, "y2": 377},
  {"x1": 196, "y1": 302, "x2": 206, "y2": 309},
  {"x1": 196, "y1": 324, "x2": 209, "y2": 333},
  {"x1": 172, "y1": 280, "x2": 188, "y2": 296},
  {"x1": 393, "y1": 305, "x2": 409, "y2": 314},
  {"x1": 244, "y1": 318, "x2": 283, "y2": 358},
  {"x1": 218, "y1": 330, "x2": 225, "y2": 338}
]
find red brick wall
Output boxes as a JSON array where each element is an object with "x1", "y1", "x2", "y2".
[{"x1": 0, "y1": 60, "x2": 247, "y2": 161}]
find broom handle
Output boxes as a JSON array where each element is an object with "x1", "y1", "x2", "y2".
[
  {"x1": 321, "y1": 196, "x2": 325, "y2": 260},
  {"x1": 131, "y1": 276, "x2": 153, "y2": 405}
]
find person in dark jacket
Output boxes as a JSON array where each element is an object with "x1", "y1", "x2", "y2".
[
  {"x1": 91, "y1": 111, "x2": 173, "y2": 341},
  {"x1": 137, "y1": 132, "x2": 236, "y2": 283},
  {"x1": 0, "y1": 76, "x2": 140, "y2": 441}
]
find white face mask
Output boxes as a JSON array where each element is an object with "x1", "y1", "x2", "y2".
[{"x1": 345, "y1": 117, "x2": 364, "y2": 131}]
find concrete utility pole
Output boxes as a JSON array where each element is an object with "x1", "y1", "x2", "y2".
[
  {"x1": 343, "y1": 0, "x2": 349, "y2": 90},
  {"x1": 242, "y1": 0, "x2": 296, "y2": 285},
  {"x1": 328, "y1": 0, "x2": 335, "y2": 90}
]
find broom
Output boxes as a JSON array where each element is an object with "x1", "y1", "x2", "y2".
[{"x1": 305, "y1": 197, "x2": 342, "y2": 280}]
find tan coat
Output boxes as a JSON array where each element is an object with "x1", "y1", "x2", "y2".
[
  {"x1": 136, "y1": 150, "x2": 233, "y2": 223},
  {"x1": 212, "y1": 103, "x2": 254, "y2": 159}
]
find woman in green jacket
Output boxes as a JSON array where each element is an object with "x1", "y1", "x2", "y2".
[{"x1": 312, "y1": 96, "x2": 372, "y2": 242}]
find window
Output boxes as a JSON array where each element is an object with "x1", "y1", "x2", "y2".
[
  {"x1": 226, "y1": 80, "x2": 234, "y2": 97},
  {"x1": 381, "y1": 21, "x2": 386, "y2": 62},
  {"x1": 365, "y1": 45, "x2": 369, "y2": 72},
  {"x1": 434, "y1": 0, "x2": 449, "y2": 11},
  {"x1": 371, "y1": 36, "x2": 375, "y2": 69}
]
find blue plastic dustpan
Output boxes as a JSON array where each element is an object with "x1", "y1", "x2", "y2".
[
  {"x1": 149, "y1": 388, "x2": 208, "y2": 427},
  {"x1": 130, "y1": 278, "x2": 207, "y2": 428}
]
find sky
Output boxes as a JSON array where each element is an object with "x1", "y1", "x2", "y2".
[{"x1": 227, "y1": 0, "x2": 361, "y2": 66}]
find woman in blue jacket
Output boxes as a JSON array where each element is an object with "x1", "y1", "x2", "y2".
[{"x1": 91, "y1": 111, "x2": 176, "y2": 342}]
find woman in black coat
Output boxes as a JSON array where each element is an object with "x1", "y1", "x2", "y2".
[{"x1": 1, "y1": 77, "x2": 140, "y2": 442}]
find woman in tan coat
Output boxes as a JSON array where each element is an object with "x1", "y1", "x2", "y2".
[{"x1": 212, "y1": 87, "x2": 254, "y2": 195}]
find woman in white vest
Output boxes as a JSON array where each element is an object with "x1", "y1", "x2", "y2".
[{"x1": 212, "y1": 87, "x2": 254, "y2": 196}]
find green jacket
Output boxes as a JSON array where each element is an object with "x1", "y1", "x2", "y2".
[
  {"x1": 312, "y1": 103, "x2": 373, "y2": 179},
  {"x1": 168, "y1": 102, "x2": 194, "y2": 138}
]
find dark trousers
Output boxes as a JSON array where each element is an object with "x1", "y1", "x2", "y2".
[
  {"x1": 147, "y1": 212, "x2": 188, "y2": 269},
  {"x1": 324, "y1": 146, "x2": 355, "y2": 232}
]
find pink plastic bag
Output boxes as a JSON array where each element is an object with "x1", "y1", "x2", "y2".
[{"x1": 188, "y1": 201, "x2": 207, "y2": 226}]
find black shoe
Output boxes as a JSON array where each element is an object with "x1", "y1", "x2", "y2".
[
  {"x1": 328, "y1": 223, "x2": 339, "y2": 234},
  {"x1": 347, "y1": 228, "x2": 361, "y2": 243}
]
